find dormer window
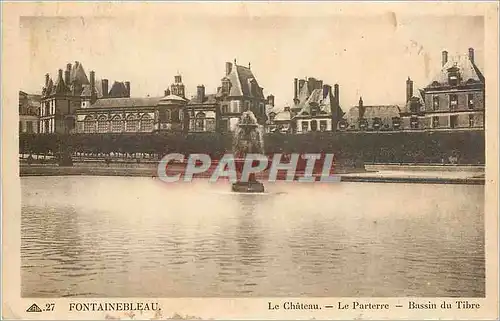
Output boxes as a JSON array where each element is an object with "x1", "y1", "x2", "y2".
[
  {"x1": 447, "y1": 66, "x2": 460, "y2": 86},
  {"x1": 221, "y1": 79, "x2": 231, "y2": 95},
  {"x1": 268, "y1": 112, "x2": 276, "y2": 122},
  {"x1": 392, "y1": 117, "x2": 401, "y2": 129},
  {"x1": 310, "y1": 105, "x2": 318, "y2": 117},
  {"x1": 372, "y1": 117, "x2": 382, "y2": 130}
]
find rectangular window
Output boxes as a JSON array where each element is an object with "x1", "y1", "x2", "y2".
[
  {"x1": 410, "y1": 116, "x2": 419, "y2": 129},
  {"x1": 301, "y1": 121, "x2": 309, "y2": 132},
  {"x1": 450, "y1": 115, "x2": 458, "y2": 129},
  {"x1": 433, "y1": 96, "x2": 439, "y2": 111},
  {"x1": 26, "y1": 121, "x2": 33, "y2": 133},
  {"x1": 469, "y1": 114, "x2": 475, "y2": 127},
  {"x1": 231, "y1": 101, "x2": 238, "y2": 113},
  {"x1": 468, "y1": 94, "x2": 474, "y2": 109},
  {"x1": 206, "y1": 119, "x2": 216, "y2": 132},
  {"x1": 245, "y1": 101, "x2": 250, "y2": 112},
  {"x1": 221, "y1": 105, "x2": 229, "y2": 114},
  {"x1": 449, "y1": 94, "x2": 458, "y2": 110},
  {"x1": 19, "y1": 121, "x2": 23, "y2": 132},
  {"x1": 432, "y1": 116, "x2": 439, "y2": 128},
  {"x1": 320, "y1": 120, "x2": 327, "y2": 131}
]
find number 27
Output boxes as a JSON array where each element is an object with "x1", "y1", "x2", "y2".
[{"x1": 45, "y1": 303, "x2": 55, "y2": 311}]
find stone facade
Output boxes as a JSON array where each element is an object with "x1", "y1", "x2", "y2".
[
  {"x1": 401, "y1": 48, "x2": 485, "y2": 131},
  {"x1": 19, "y1": 91, "x2": 40, "y2": 134}
]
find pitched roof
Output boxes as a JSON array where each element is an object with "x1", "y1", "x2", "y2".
[
  {"x1": 70, "y1": 61, "x2": 90, "y2": 85},
  {"x1": 274, "y1": 110, "x2": 291, "y2": 121},
  {"x1": 108, "y1": 81, "x2": 128, "y2": 97},
  {"x1": 81, "y1": 79, "x2": 105, "y2": 98},
  {"x1": 296, "y1": 87, "x2": 334, "y2": 117},
  {"x1": 426, "y1": 54, "x2": 484, "y2": 88},
  {"x1": 89, "y1": 97, "x2": 162, "y2": 109},
  {"x1": 346, "y1": 105, "x2": 401, "y2": 123},
  {"x1": 19, "y1": 92, "x2": 41, "y2": 115},
  {"x1": 188, "y1": 94, "x2": 217, "y2": 105},
  {"x1": 223, "y1": 64, "x2": 265, "y2": 99}
]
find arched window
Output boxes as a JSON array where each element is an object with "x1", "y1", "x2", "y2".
[
  {"x1": 195, "y1": 112, "x2": 206, "y2": 132},
  {"x1": 97, "y1": 115, "x2": 109, "y2": 133},
  {"x1": 83, "y1": 115, "x2": 96, "y2": 133},
  {"x1": 111, "y1": 115, "x2": 123, "y2": 132},
  {"x1": 310, "y1": 119, "x2": 318, "y2": 131},
  {"x1": 126, "y1": 114, "x2": 139, "y2": 132},
  {"x1": 140, "y1": 114, "x2": 153, "y2": 132}
]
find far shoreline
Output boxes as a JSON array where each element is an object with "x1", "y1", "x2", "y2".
[{"x1": 19, "y1": 163, "x2": 485, "y2": 185}]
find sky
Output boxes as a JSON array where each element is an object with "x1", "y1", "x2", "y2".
[{"x1": 19, "y1": 12, "x2": 484, "y2": 109}]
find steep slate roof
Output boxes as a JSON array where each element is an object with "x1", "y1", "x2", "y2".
[
  {"x1": 296, "y1": 88, "x2": 333, "y2": 117},
  {"x1": 426, "y1": 54, "x2": 485, "y2": 88},
  {"x1": 108, "y1": 81, "x2": 128, "y2": 97},
  {"x1": 188, "y1": 94, "x2": 217, "y2": 105},
  {"x1": 81, "y1": 79, "x2": 105, "y2": 98},
  {"x1": 221, "y1": 64, "x2": 265, "y2": 99},
  {"x1": 70, "y1": 61, "x2": 90, "y2": 85},
  {"x1": 346, "y1": 105, "x2": 401, "y2": 123},
  {"x1": 274, "y1": 110, "x2": 291, "y2": 121},
  {"x1": 89, "y1": 97, "x2": 163, "y2": 109},
  {"x1": 19, "y1": 91, "x2": 41, "y2": 115}
]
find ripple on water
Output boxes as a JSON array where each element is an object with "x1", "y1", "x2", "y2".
[{"x1": 21, "y1": 177, "x2": 485, "y2": 297}]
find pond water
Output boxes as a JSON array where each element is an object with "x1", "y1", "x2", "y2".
[{"x1": 21, "y1": 176, "x2": 485, "y2": 297}]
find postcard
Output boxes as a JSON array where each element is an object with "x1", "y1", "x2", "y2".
[{"x1": 2, "y1": 2, "x2": 499, "y2": 320}]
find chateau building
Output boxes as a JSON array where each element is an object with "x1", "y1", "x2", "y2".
[
  {"x1": 40, "y1": 61, "x2": 131, "y2": 134},
  {"x1": 401, "y1": 48, "x2": 485, "y2": 130},
  {"x1": 339, "y1": 97, "x2": 402, "y2": 131},
  {"x1": 186, "y1": 85, "x2": 219, "y2": 133},
  {"x1": 289, "y1": 77, "x2": 343, "y2": 133},
  {"x1": 19, "y1": 91, "x2": 41, "y2": 134},
  {"x1": 76, "y1": 75, "x2": 187, "y2": 134},
  {"x1": 216, "y1": 60, "x2": 268, "y2": 132}
]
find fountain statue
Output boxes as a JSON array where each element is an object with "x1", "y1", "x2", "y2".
[{"x1": 231, "y1": 110, "x2": 266, "y2": 193}]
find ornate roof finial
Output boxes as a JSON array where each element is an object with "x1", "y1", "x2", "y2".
[
  {"x1": 248, "y1": 62, "x2": 251, "y2": 69},
  {"x1": 234, "y1": 58, "x2": 237, "y2": 65}
]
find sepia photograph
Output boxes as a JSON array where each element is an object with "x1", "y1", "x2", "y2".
[{"x1": 2, "y1": 2, "x2": 499, "y2": 320}]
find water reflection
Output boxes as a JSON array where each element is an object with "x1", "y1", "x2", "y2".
[{"x1": 21, "y1": 176, "x2": 485, "y2": 297}]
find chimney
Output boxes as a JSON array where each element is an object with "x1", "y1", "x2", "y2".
[
  {"x1": 359, "y1": 96, "x2": 365, "y2": 119},
  {"x1": 45, "y1": 73, "x2": 49, "y2": 87},
  {"x1": 125, "y1": 81, "x2": 130, "y2": 97},
  {"x1": 468, "y1": 47, "x2": 475, "y2": 63},
  {"x1": 322, "y1": 84, "x2": 331, "y2": 99},
  {"x1": 442, "y1": 50, "x2": 448, "y2": 67},
  {"x1": 267, "y1": 94, "x2": 275, "y2": 107},
  {"x1": 334, "y1": 83, "x2": 339, "y2": 106},
  {"x1": 406, "y1": 77, "x2": 413, "y2": 102},
  {"x1": 65, "y1": 63, "x2": 72, "y2": 85},
  {"x1": 64, "y1": 70, "x2": 70, "y2": 88},
  {"x1": 293, "y1": 78, "x2": 298, "y2": 100},
  {"x1": 58, "y1": 69, "x2": 64, "y2": 83},
  {"x1": 197, "y1": 85, "x2": 205, "y2": 102},
  {"x1": 164, "y1": 90, "x2": 168, "y2": 96},
  {"x1": 225, "y1": 62, "x2": 232, "y2": 76},
  {"x1": 102, "y1": 79, "x2": 109, "y2": 97},
  {"x1": 298, "y1": 79, "x2": 306, "y2": 92},
  {"x1": 89, "y1": 71, "x2": 95, "y2": 93}
]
